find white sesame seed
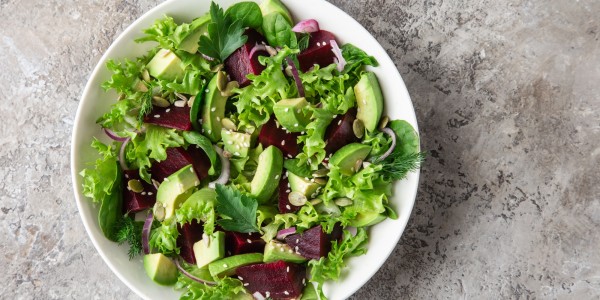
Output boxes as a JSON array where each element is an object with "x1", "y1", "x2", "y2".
[
  {"x1": 281, "y1": 140, "x2": 286, "y2": 146},
  {"x1": 154, "y1": 114, "x2": 161, "y2": 118},
  {"x1": 166, "y1": 108, "x2": 171, "y2": 113},
  {"x1": 247, "y1": 239, "x2": 252, "y2": 244},
  {"x1": 317, "y1": 42, "x2": 321, "y2": 47},
  {"x1": 236, "y1": 145, "x2": 240, "y2": 149},
  {"x1": 208, "y1": 129, "x2": 212, "y2": 134},
  {"x1": 286, "y1": 189, "x2": 291, "y2": 193},
  {"x1": 301, "y1": 131, "x2": 305, "y2": 135},
  {"x1": 275, "y1": 174, "x2": 280, "y2": 179},
  {"x1": 322, "y1": 41, "x2": 327, "y2": 45},
  {"x1": 303, "y1": 278, "x2": 306, "y2": 285},
  {"x1": 294, "y1": 123, "x2": 299, "y2": 127},
  {"x1": 164, "y1": 178, "x2": 169, "y2": 182},
  {"x1": 205, "y1": 89, "x2": 210, "y2": 93},
  {"x1": 284, "y1": 291, "x2": 289, "y2": 295},
  {"x1": 227, "y1": 141, "x2": 233, "y2": 144},
  {"x1": 141, "y1": 192, "x2": 146, "y2": 195},
  {"x1": 235, "y1": 152, "x2": 240, "y2": 156},
  {"x1": 198, "y1": 119, "x2": 203, "y2": 123},
  {"x1": 296, "y1": 239, "x2": 299, "y2": 243},
  {"x1": 266, "y1": 292, "x2": 270, "y2": 297},
  {"x1": 288, "y1": 249, "x2": 293, "y2": 253},
  {"x1": 223, "y1": 264, "x2": 228, "y2": 268},
  {"x1": 124, "y1": 174, "x2": 129, "y2": 179},
  {"x1": 148, "y1": 192, "x2": 153, "y2": 196},
  {"x1": 211, "y1": 107, "x2": 216, "y2": 112},
  {"x1": 286, "y1": 266, "x2": 290, "y2": 272},
  {"x1": 286, "y1": 205, "x2": 291, "y2": 210},
  {"x1": 285, "y1": 108, "x2": 289, "y2": 112},
  {"x1": 243, "y1": 283, "x2": 249, "y2": 286},
  {"x1": 295, "y1": 246, "x2": 299, "y2": 251},
  {"x1": 287, "y1": 183, "x2": 290, "y2": 188},
  {"x1": 225, "y1": 130, "x2": 231, "y2": 135},
  {"x1": 238, "y1": 276, "x2": 244, "y2": 280},
  {"x1": 333, "y1": 115, "x2": 338, "y2": 118},
  {"x1": 305, "y1": 177, "x2": 309, "y2": 181},
  {"x1": 216, "y1": 116, "x2": 221, "y2": 121},
  {"x1": 287, "y1": 154, "x2": 293, "y2": 158},
  {"x1": 297, "y1": 109, "x2": 301, "y2": 113},
  {"x1": 337, "y1": 119, "x2": 342, "y2": 125}
]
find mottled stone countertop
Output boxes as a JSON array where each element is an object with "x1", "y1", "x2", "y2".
[{"x1": 1, "y1": 0, "x2": 599, "y2": 299}]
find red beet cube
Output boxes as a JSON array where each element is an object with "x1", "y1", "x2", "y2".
[
  {"x1": 258, "y1": 118, "x2": 300, "y2": 158},
  {"x1": 278, "y1": 175, "x2": 300, "y2": 213},
  {"x1": 225, "y1": 231, "x2": 266, "y2": 256},
  {"x1": 284, "y1": 225, "x2": 331, "y2": 260},
  {"x1": 122, "y1": 170, "x2": 156, "y2": 214},
  {"x1": 177, "y1": 220, "x2": 204, "y2": 264},
  {"x1": 150, "y1": 147, "x2": 210, "y2": 182},
  {"x1": 324, "y1": 108, "x2": 359, "y2": 154},
  {"x1": 225, "y1": 29, "x2": 269, "y2": 87},
  {"x1": 236, "y1": 261, "x2": 306, "y2": 299},
  {"x1": 297, "y1": 30, "x2": 338, "y2": 72},
  {"x1": 144, "y1": 106, "x2": 192, "y2": 131}
]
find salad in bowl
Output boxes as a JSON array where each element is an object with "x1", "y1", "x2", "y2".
[{"x1": 76, "y1": 0, "x2": 422, "y2": 299}]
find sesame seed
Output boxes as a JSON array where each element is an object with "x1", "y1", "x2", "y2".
[
  {"x1": 205, "y1": 89, "x2": 209, "y2": 93},
  {"x1": 141, "y1": 192, "x2": 146, "y2": 195},
  {"x1": 236, "y1": 145, "x2": 240, "y2": 149},
  {"x1": 148, "y1": 192, "x2": 153, "y2": 196},
  {"x1": 211, "y1": 107, "x2": 216, "y2": 112},
  {"x1": 198, "y1": 118, "x2": 203, "y2": 123},
  {"x1": 285, "y1": 108, "x2": 289, "y2": 112},
  {"x1": 322, "y1": 41, "x2": 327, "y2": 45},
  {"x1": 337, "y1": 119, "x2": 342, "y2": 125},
  {"x1": 124, "y1": 174, "x2": 129, "y2": 179},
  {"x1": 317, "y1": 42, "x2": 321, "y2": 47},
  {"x1": 216, "y1": 116, "x2": 221, "y2": 121},
  {"x1": 275, "y1": 174, "x2": 280, "y2": 179},
  {"x1": 297, "y1": 109, "x2": 301, "y2": 113},
  {"x1": 301, "y1": 131, "x2": 305, "y2": 135},
  {"x1": 238, "y1": 276, "x2": 244, "y2": 280},
  {"x1": 208, "y1": 129, "x2": 212, "y2": 134},
  {"x1": 284, "y1": 291, "x2": 289, "y2": 295},
  {"x1": 296, "y1": 239, "x2": 299, "y2": 243},
  {"x1": 164, "y1": 178, "x2": 169, "y2": 182},
  {"x1": 243, "y1": 283, "x2": 249, "y2": 286},
  {"x1": 235, "y1": 152, "x2": 240, "y2": 156},
  {"x1": 223, "y1": 264, "x2": 228, "y2": 268},
  {"x1": 225, "y1": 130, "x2": 231, "y2": 135},
  {"x1": 286, "y1": 266, "x2": 290, "y2": 272},
  {"x1": 305, "y1": 177, "x2": 309, "y2": 181},
  {"x1": 286, "y1": 189, "x2": 291, "y2": 193},
  {"x1": 303, "y1": 278, "x2": 306, "y2": 285},
  {"x1": 295, "y1": 246, "x2": 299, "y2": 252},
  {"x1": 154, "y1": 114, "x2": 160, "y2": 118},
  {"x1": 281, "y1": 140, "x2": 286, "y2": 146},
  {"x1": 287, "y1": 183, "x2": 290, "y2": 188},
  {"x1": 247, "y1": 239, "x2": 252, "y2": 244},
  {"x1": 294, "y1": 123, "x2": 299, "y2": 127},
  {"x1": 286, "y1": 205, "x2": 291, "y2": 210},
  {"x1": 227, "y1": 141, "x2": 233, "y2": 144},
  {"x1": 288, "y1": 249, "x2": 293, "y2": 253},
  {"x1": 333, "y1": 115, "x2": 338, "y2": 118},
  {"x1": 266, "y1": 292, "x2": 270, "y2": 297},
  {"x1": 288, "y1": 154, "x2": 293, "y2": 158},
  {"x1": 165, "y1": 109, "x2": 171, "y2": 113}
]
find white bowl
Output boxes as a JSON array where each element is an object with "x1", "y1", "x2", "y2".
[{"x1": 71, "y1": 0, "x2": 420, "y2": 299}]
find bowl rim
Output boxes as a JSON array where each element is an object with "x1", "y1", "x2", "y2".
[{"x1": 71, "y1": 0, "x2": 420, "y2": 299}]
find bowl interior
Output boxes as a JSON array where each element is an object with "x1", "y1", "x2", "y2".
[{"x1": 71, "y1": 0, "x2": 420, "y2": 299}]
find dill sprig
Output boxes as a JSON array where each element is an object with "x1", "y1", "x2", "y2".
[
  {"x1": 112, "y1": 215, "x2": 144, "y2": 259},
  {"x1": 380, "y1": 151, "x2": 426, "y2": 181}
]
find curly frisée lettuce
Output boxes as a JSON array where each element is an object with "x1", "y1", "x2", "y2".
[{"x1": 79, "y1": 1, "x2": 422, "y2": 299}]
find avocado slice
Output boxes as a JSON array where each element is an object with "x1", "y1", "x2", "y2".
[
  {"x1": 222, "y1": 129, "x2": 252, "y2": 158},
  {"x1": 147, "y1": 49, "x2": 185, "y2": 81},
  {"x1": 178, "y1": 14, "x2": 211, "y2": 53},
  {"x1": 273, "y1": 98, "x2": 312, "y2": 132},
  {"x1": 329, "y1": 143, "x2": 372, "y2": 175},
  {"x1": 349, "y1": 211, "x2": 386, "y2": 227},
  {"x1": 143, "y1": 253, "x2": 178, "y2": 286},
  {"x1": 259, "y1": 0, "x2": 293, "y2": 25},
  {"x1": 208, "y1": 253, "x2": 264, "y2": 278},
  {"x1": 301, "y1": 283, "x2": 319, "y2": 300},
  {"x1": 201, "y1": 72, "x2": 229, "y2": 142},
  {"x1": 263, "y1": 240, "x2": 307, "y2": 264},
  {"x1": 288, "y1": 172, "x2": 322, "y2": 198},
  {"x1": 155, "y1": 164, "x2": 200, "y2": 219},
  {"x1": 250, "y1": 146, "x2": 283, "y2": 203},
  {"x1": 193, "y1": 231, "x2": 225, "y2": 269},
  {"x1": 355, "y1": 72, "x2": 384, "y2": 132}
]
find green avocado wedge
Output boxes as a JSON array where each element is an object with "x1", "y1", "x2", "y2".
[
  {"x1": 208, "y1": 253, "x2": 264, "y2": 278},
  {"x1": 355, "y1": 72, "x2": 384, "y2": 132},
  {"x1": 143, "y1": 253, "x2": 178, "y2": 286},
  {"x1": 250, "y1": 146, "x2": 283, "y2": 203},
  {"x1": 201, "y1": 72, "x2": 229, "y2": 142},
  {"x1": 329, "y1": 143, "x2": 372, "y2": 175}
]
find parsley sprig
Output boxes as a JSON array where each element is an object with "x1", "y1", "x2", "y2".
[
  {"x1": 198, "y1": 2, "x2": 247, "y2": 62},
  {"x1": 214, "y1": 184, "x2": 259, "y2": 233}
]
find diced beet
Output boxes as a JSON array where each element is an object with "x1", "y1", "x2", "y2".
[
  {"x1": 225, "y1": 29, "x2": 269, "y2": 87},
  {"x1": 278, "y1": 175, "x2": 300, "y2": 213},
  {"x1": 177, "y1": 220, "x2": 204, "y2": 264},
  {"x1": 258, "y1": 118, "x2": 300, "y2": 157},
  {"x1": 225, "y1": 231, "x2": 266, "y2": 256},
  {"x1": 330, "y1": 222, "x2": 343, "y2": 244},
  {"x1": 324, "y1": 108, "x2": 359, "y2": 154},
  {"x1": 144, "y1": 106, "x2": 192, "y2": 131},
  {"x1": 297, "y1": 30, "x2": 338, "y2": 72},
  {"x1": 122, "y1": 170, "x2": 156, "y2": 214},
  {"x1": 236, "y1": 261, "x2": 306, "y2": 299},
  {"x1": 150, "y1": 147, "x2": 210, "y2": 182},
  {"x1": 285, "y1": 225, "x2": 330, "y2": 260}
]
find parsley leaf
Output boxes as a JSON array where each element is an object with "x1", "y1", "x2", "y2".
[
  {"x1": 214, "y1": 184, "x2": 259, "y2": 233},
  {"x1": 198, "y1": 2, "x2": 247, "y2": 62}
]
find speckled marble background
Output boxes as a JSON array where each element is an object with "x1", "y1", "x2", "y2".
[{"x1": 1, "y1": 0, "x2": 599, "y2": 299}]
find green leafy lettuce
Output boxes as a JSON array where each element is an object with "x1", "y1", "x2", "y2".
[
  {"x1": 176, "y1": 188, "x2": 217, "y2": 236},
  {"x1": 80, "y1": 139, "x2": 120, "y2": 204},
  {"x1": 177, "y1": 275, "x2": 248, "y2": 300},
  {"x1": 149, "y1": 218, "x2": 179, "y2": 255}
]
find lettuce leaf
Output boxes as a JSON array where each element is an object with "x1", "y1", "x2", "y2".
[
  {"x1": 149, "y1": 218, "x2": 179, "y2": 255},
  {"x1": 176, "y1": 188, "x2": 217, "y2": 236},
  {"x1": 136, "y1": 15, "x2": 211, "y2": 52},
  {"x1": 178, "y1": 276, "x2": 248, "y2": 300},
  {"x1": 341, "y1": 43, "x2": 379, "y2": 77},
  {"x1": 308, "y1": 228, "x2": 369, "y2": 299},
  {"x1": 80, "y1": 139, "x2": 120, "y2": 204}
]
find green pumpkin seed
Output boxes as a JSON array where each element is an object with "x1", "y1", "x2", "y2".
[
  {"x1": 211, "y1": 64, "x2": 224, "y2": 73},
  {"x1": 334, "y1": 197, "x2": 353, "y2": 207},
  {"x1": 378, "y1": 116, "x2": 390, "y2": 130},
  {"x1": 314, "y1": 178, "x2": 328, "y2": 185},
  {"x1": 217, "y1": 71, "x2": 228, "y2": 92},
  {"x1": 288, "y1": 191, "x2": 307, "y2": 206},
  {"x1": 353, "y1": 119, "x2": 365, "y2": 138},
  {"x1": 142, "y1": 69, "x2": 151, "y2": 82},
  {"x1": 128, "y1": 179, "x2": 144, "y2": 193},
  {"x1": 151, "y1": 96, "x2": 170, "y2": 108},
  {"x1": 220, "y1": 81, "x2": 239, "y2": 97},
  {"x1": 310, "y1": 198, "x2": 323, "y2": 205},
  {"x1": 153, "y1": 203, "x2": 166, "y2": 221},
  {"x1": 312, "y1": 169, "x2": 329, "y2": 178},
  {"x1": 187, "y1": 95, "x2": 196, "y2": 107},
  {"x1": 221, "y1": 118, "x2": 237, "y2": 131},
  {"x1": 354, "y1": 159, "x2": 363, "y2": 173}
]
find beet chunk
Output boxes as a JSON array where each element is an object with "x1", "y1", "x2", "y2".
[
  {"x1": 225, "y1": 231, "x2": 266, "y2": 256},
  {"x1": 278, "y1": 175, "x2": 300, "y2": 213},
  {"x1": 297, "y1": 30, "x2": 338, "y2": 72},
  {"x1": 177, "y1": 220, "x2": 204, "y2": 264},
  {"x1": 224, "y1": 29, "x2": 269, "y2": 87},
  {"x1": 258, "y1": 118, "x2": 300, "y2": 157},
  {"x1": 285, "y1": 225, "x2": 331, "y2": 260},
  {"x1": 324, "y1": 108, "x2": 359, "y2": 154},
  {"x1": 122, "y1": 170, "x2": 156, "y2": 214},
  {"x1": 150, "y1": 147, "x2": 210, "y2": 182},
  {"x1": 237, "y1": 261, "x2": 306, "y2": 299},
  {"x1": 144, "y1": 106, "x2": 192, "y2": 131}
]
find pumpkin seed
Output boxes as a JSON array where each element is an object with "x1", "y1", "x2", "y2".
[
  {"x1": 174, "y1": 100, "x2": 186, "y2": 107},
  {"x1": 118, "y1": 93, "x2": 126, "y2": 101},
  {"x1": 353, "y1": 119, "x2": 365, "y2": 138},
  {"x1": 152, "y1": 96, "x2": 170, "y2": 108},
  {"x1": 142, "y1": 69, "x2": 151, "y2": 82},
  {"x1": 221, "y1": 118, "x2": 237, "y2": 131},
  {"x1": 288, "y1": 191, "x2": 307, "y2": 206},
  {"x1": 217, "y1": 71, "x2": 228, "y2": 92},
  {"x1": 128, "y1": 179, "x2": 144, "y2": 193},
  {"x1": 312, "y1": 169, "x2": 329, "y2": 178},
  {"x1": 174, "y1": 92, "x2": 188, "y2": 102},
  {"x1": 153, "y1": 203, "x2": 166, "y2": 221},
  {"x1": 314, "y1": 178, "x2": 328, "y2": 185},
  {"x1": 134, "y1": 80, "x2": 148, "y2": 93},
  {"x1": 378, "y1": 115, "x2": 389, "y2": 130},
  {"x1": 310, "y1": 198, "x2": 323, "y2": 205},
  {"x1": 220, "y1": 81, "x2": 239, "y2": 97},
  {"x1": 334, "y1": 197, "x2": 353, "y2": 207},
  {"x1": 223, "y1": 150, "x2": 233, "y2": 158},
  {"x1": 211, "y1": 64, "x2": 224, "y2": 73},
  {"x1": 152, "y1": 179, "x2": 161, "y2": 190},
  {"x1": 187, "y1": 95, "x2": 196, "y2": 107},
  {"x1": 354, "y1": 159, "x2": 363, "y2": 173}
]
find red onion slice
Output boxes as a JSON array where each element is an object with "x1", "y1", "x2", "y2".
[
  {"x1": 285, "y1": 57, "x2": 305, "y2": 98},
  {"x1": 118, "y1": 138, "x2": 130, "y2": 171},
  {"x1": 142, "y1": 211, "x2": 153, "y2": 255},
  {"x1": 208, "y1": 146, "x2": 230, "y2": 188},
  {"x1": 292, "y1": 19, "x2": 320, "y2": 33},
  {"x1": 276, "y1": 227, "x2": 297, "y2": 240},
  {"x1": 376, "y1": 127, "x2": 397, "y2": 162},
  {"x1": 249, "y1": 43, "x2": 267, "y2": 59},
  {"x1": 174, "y1": 258, "x2": 217, "y2": 286},
  {"x1": 252, "y1": 292, "x2": 266, "y2": 300},
  {"x1": 103, "y1": 128, "x2": 129, "y2": 142},
  {"x1": 330, "y1": 40, "x2": 346, "y2": 72}
]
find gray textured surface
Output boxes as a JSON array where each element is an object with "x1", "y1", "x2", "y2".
[{"x1": 1, "y1": 0, "x2": 599, "y2": 299}]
